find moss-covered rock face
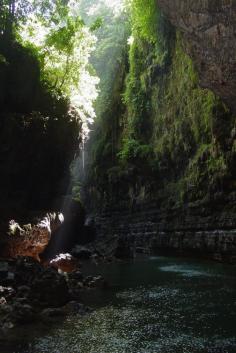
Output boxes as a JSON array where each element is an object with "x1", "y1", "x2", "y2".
[
  {"x1": 87, "y1": 2, "x2": 236, "y2": 211},
  {"x1": 148, "y1": 32, "x2": 234, "y2": 204},
  {"x1": 157, "y1": 0, "x2": 236, "y2": 113}
]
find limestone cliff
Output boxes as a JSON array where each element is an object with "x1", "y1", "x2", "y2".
[
  {"x1": 157, "y1": 0, "x2": 236, "y2": 112},
  {"x1": 85, "y1": 1, "x2": 236, "y2": 262}
]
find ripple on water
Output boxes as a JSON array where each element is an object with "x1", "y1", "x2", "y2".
[
  {"x1": 26, "y1": 304, "x2": 236, "y2": 353},
  {"x1": 24, "y1": 284, "x2": 236, "y2": 353},
  {"x1": 158, "y1": 264, "x2": 213, "y2": 277},
  {"x1": 9, "y1": 258, "x2": 236, "y2": 353}
]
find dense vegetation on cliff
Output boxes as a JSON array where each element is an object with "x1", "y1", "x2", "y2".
[
  {"x1": 1, "y1": 0, "x2": 236, "y2": 217},
  {"x1": 84, "y1": 0, "x2": 236, "y2": 212},
  {"x1": 0, "y1": 0, "x2": 99, "y2": 217}
]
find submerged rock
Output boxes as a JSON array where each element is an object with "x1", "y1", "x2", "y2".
[
  {"x1": 40, "y1": 307, "x2": 66, "y2": 322},
  {"x1": 83, "y1": 275, "x2": 108, "y2": 289}
]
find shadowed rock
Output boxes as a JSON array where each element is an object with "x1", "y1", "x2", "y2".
[{"x1": 157, "y1": 0, "x2": 236, "y2": 112}]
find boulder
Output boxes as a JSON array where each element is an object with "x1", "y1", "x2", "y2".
[
  {"x1": 1, "y1": 213, "x2": 64, "y2": 261},
  {"x1": 50, "y1": 253, "x2": 79, "y2": 273},
  {"x1": 11, "y1": 303, "x2": 35, "y2": 324},
  {"x1": 31, "y1": 268, "x2": 69, "y2": 307}
]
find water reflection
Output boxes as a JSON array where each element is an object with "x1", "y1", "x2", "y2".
[{"x1": 5, "y1": 256, "x2": 236, "y2": 353}]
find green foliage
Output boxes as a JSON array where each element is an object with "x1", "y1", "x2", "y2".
[
  {"x1": 75, "y1": 0, "x2": 130, "y2": 192},
  {"x1": 45, "y1": 18, "x2": 84, "y2": 53},
  {"x1": 72, "y1": 184, "x2": 82, "y2": 202},
  {"x1": 0, "y1": 0, "x2": 89, "y2": 211},
  {"x1": 0, "y1": 53, "x2": 7, "y2": 64},
  {"x1": 117, "y1": 138, "x2": 153, "y2": 162},
  {"x1": 18, "y1": 3, "x2": 99, "y2": 133},
  {"x1": 129, "y1": 0, "x2": 159, "y2": 42},
  {"x1": 90, "y1": 18, "x2": 103, "y2": 32},
  {"x1": 118, "y1": 0, "x2": 174, "y2": 168},
  {"x1": 152, "y1": 33, "x2": 215, "y2": 168},
  {"x1": 0, "y1": 1, "x2": 66, "y2": 40},
  {"x1": 89, "y1": 0, "x2": 234, "y2": 207},
  {"x1": 90, "y1": 8, "x2": 130, "y2": 120}
]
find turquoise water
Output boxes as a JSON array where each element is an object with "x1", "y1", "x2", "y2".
[{"x1": 4, "y1": 256, "x2": 236, "y2": 353}]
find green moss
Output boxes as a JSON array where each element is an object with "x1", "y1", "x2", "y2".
[
  {"x1": 120, "y1": 3, "x2": 174, "y2": 158},
  {"x1": 131, "y1": 0, "x2": 160, "y2": 43},
  {"x1": 118, "y1": 8, "x2": 232, "y2": 203},
  {"x1": 117, "y1": 138, "x2": 153, "y2": 164},
  {"x1": 152, "y1": 33, "x2": 215, "y2": 164},
  {"x1": 88, "y1": 1, "x2": 234, "y2": 207}
]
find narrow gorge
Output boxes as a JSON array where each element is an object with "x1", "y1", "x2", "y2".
[
  {"x1": 0, "y1": 1, "x2": 236, "y2": 352},
  {"x1": 85, "y1": 0, "x2": 236, "y2": 263}
]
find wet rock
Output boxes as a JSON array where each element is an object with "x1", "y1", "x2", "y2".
[
  {"x1": 84, "y1": 275, "x2": 108, "y2": 289},
  {"x1": 16, "y1": 285, "x2": 31, "y2": 298},
  {"x1": 1, "y1": 257, "x2": 70, "y2": 308},
  {"x1": 2, "y1": 321, "x2": 14, "y2": 330},
  {"x1": 0, "y1": 297, "x2": 7, "y2": 305},
  {"x1": 0, "y1": 303, "x2": 13, "y2": 315},
  {"x1": 69, "y1": 270, "x2": 84, "y2": 282},
  {"x1": 13, "y1": 257, "x2": 43, "y2": 286},
  {"x1": 64, "y1": 301, "x2": 92, "y2": 315},
  {"x1": 83, "y1": 275, "x2": 93, "y2": 285},
  {"x1": 71, "y1": 246, "x2": 93, "y2": 260},
  {"x1": 14, "y1": 297, "x2": 29, "y2": 305},
  {"x1": 31, "y1": 269, "x2": 69, "y2": 308},
  {"x1": 0, "y1": 286, "x2": 15, "y2": 300},
  {"x1": 0, "y1": 262, "x2": 9, "y2": 281},
  {"x1": 40, "y1": 307, "x2": 66, "y2": 322},
  {"x1": 50, "y1": 253, "x2": 79, "y2": 273},
  {"x1": 114, "y1": 238, "x2": 135, "y2": 259},
  {"x1": 6, "y1": 272, "x2": 15, "y2": 285},
  {"x1": 11, "y1": 303, "x2": 35, "y2": 324},
  {"x1": 95, "y1": 197, "x2": 236, "y2": 264},
  {"x1": 0, "y1": 254, "x2": 107, "y2": 336}
]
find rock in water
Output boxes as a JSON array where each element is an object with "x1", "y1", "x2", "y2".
[{"x1": 50, "y1": 253, "x2": 79, "y2": 273}]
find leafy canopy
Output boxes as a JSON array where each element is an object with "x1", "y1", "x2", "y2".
[{"x1": 0, "y1": 0, "x2": 101, "y2": 139}]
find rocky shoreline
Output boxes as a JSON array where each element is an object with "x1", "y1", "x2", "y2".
[
  {"x1": 0, "y1": 213, "x2": 108, "y2": 341},
  {"x1": 1, "y1": 196, "x2": 236, "y2": 342},
  {"x1": 0, "y1": 255, "x2": 107, "y2": 340}
]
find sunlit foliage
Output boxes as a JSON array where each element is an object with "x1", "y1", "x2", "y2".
[
  {"x1": 19, "y1": 1, "x2": 99, "y2": 139},
  {"x1": 77, "y1": 0, "x2": 129, "y2": 180},
  {"x1": 126, "y1": 0, "x2": 159, "y2": 42}
]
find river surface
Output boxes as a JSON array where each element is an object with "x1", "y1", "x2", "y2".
[{"x1": 4, "y1": 256, "x2": 236, "y2": 353}]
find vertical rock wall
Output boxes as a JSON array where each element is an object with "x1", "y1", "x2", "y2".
[{"x1": 157, "y1": 0, "x2": 236, "y2": 112}]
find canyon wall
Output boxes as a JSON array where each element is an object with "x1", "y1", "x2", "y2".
[
  {"x1": 157, "y1": 0, "x2": 236, "y2": 112},
  {"x1": 86, "y1": 1, "x2": 236, "y2": 262}
]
